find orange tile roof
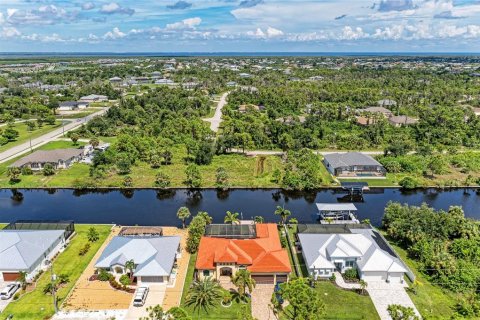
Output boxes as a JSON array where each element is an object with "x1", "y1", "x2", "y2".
[{"x1": 195, "y1": 223, "x2": 291, "y2": 274}]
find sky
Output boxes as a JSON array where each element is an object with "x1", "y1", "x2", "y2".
[{"x1": 0, "y1": 0, "x2": 480, "y2": 53}]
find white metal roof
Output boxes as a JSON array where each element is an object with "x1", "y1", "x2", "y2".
[
  {"x1": 95, "y1": 236, "x2": 180, "y2": 277},
  {"x1": 316, "y1": 203, "x2": 357, "y2": 211},
  {"x1": 0, "y1": 230, "x2": 65, "y2": 271}
]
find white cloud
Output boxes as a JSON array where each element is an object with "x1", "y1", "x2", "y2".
[
  {"x1": 103, "y1": 27, "x2": 126, "y2": 39},
  {"x1": 81, "y1": 2, "x2": 95, "y2": 11},
  {"x1": 266, "y1": 26, "x2": 283, "y2": 37},
  {"x1": 166, "y1": 17, "x2": 201, "y2": 30},
  {"x1": 1, "y1": 26, "x2": 21, "y2": 38},
  {"x1": 339, "y1": 26, "x2": 367, "y2": 40},
  {"x1": 100, "y1": 2, "x2": 134, "y2": 15}
]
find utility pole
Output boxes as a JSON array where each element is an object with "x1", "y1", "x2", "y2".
[{"x1": 50, "y1": 262, "x2": 57, "y2": 314}]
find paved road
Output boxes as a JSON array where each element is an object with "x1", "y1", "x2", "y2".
[
  {"x1": 203, "y1": 92, "x2": 229, "y2": 132},
  {"x1": 0, "y1": 108, "x2": 109, "y2": 164}
]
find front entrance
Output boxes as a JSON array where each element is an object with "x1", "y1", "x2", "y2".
[
  {"x1": 335, "y1": 262, "x2": 343, "y2": 272},
  {"x1": 220, "y1": 267, "x2": 233, "y2": 276}
]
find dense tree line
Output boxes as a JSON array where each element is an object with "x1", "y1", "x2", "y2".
[{"x1": 382, "y1": 203, "x2": 480, "y2": 302}]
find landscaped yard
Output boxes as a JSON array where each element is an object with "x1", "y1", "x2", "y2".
[
  {"x1": 0, "y1": 121, "x2": 62, "y2": 153},
  {"x1": 283, "y1": 225, "x2": 379, "y2": 320},
  {"x1": 1, "y1": 224, "x2": 111, "y2": 320},
  {"x1": 387, "y1": 240, "x2": 457, "y2": 319},
  {"x1": 180, "y1": 253, "x2": 252, "y2": 319}
]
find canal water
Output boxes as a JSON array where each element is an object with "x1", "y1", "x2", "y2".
[{"x1": 0, "y1": 188, "x2": 478, "y2": 227}]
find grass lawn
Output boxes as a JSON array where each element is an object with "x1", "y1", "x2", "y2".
[
  {"x1": 386, "y1": 239, "x2": 457, "y2": 319},
  {"x1": 0, "y1": 121, "x2": 62, "y2": 153},
  {"x1": 1, "y1": 224, "x2": 111, "y2": 320},
  {"x1": 180, "y1": 253, "x2": 251, "y2": 320},
  {"x1": 0, "y1": 144, "x2": 286, "y2": 188}
]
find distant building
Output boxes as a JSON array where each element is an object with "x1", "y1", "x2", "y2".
[
  {"x1": 58, "y1": 101, "x2": 80, "y2": 111},
  {"x1": 155, "y1": 78, "x2": 176, "y2": 86},
  {"x1": 377, "y1": 99, "x2": 397, "y2": 107},
  {"x1": 79, "y1": 94, "x2": 108, "y2": 103},
  {"x1": 388, "y1": 115, "x2": 419, "y2": 127},
  {"x1": 275, "y1": 115, "x2": 306, "y2": 125},
  {"x1": 363, "y1": 107, "x2": 393, "y2": 118},
  {"x1": 323, "y1": 152, "x2": 386, "y2": 178},
  {"x1": 238, "y1": 104, "x2": 263, "y2": 113},
  {"x1": 226, "y1": 81, "x2": 237, "y2": 87},
  {"x1": 10, "y1": 149, "x2": 85, "y2": 171}
]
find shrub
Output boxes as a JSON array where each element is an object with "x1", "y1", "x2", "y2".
[
  {"x1": 343, "y1": 268, "x2": 359, "y2": 281},
  {"x1": 399, "y1": 176, "x2": 418, "y2": 190},
  {"x1": 154, "y1": 172, "x2": 171, "y2": 188},
  {"x1": 58, "y1": 273, "x2": 69, "y2": 285},
  {"x1": 98, "y1": 269, "x2": 112, "y2": 281},
  {"x1": 123, "y1": 176, "x2": 133, "y2": 187},
  {"x1": 87, "y1": 227, "x2": 99, "y2": 242},
  {"x1": 21, "y1": 166, "x2": 33, "y2": 175},
  {"x1": 43, "y1": 163, "x2": 55, "y2": 176},
  {"x1": 78, "y1": 243, "x2": 91, "y2": 256},
  {"x1": 280, "y1": 235, "x2": 288, "y2": 248},
  {"x1": 119, "y1": 274, "x2": 131, "y2": 286}
]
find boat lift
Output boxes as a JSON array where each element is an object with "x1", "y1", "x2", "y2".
[{"x1": 316, "y1": 203, "x2": 360, "y2": 224}]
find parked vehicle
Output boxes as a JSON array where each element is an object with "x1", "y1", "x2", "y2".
[
  {"x1": 133, "y1": 286, "x2": 149, "y2": 307},
  {"x1": 1, "y1": 283, "x2": 20, "y2": 300}
]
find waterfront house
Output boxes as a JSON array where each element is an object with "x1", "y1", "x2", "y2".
[
  {"x1": 297, "y1": 224, "x2": 411, "y2": 284},
  {"x1": 95, "y1": 235, "x2": 181, "y2": 285},
  {"x1": 0, "y1": 221, "x2": 74, "y2": 282},
  {"x1": 323, "y1": 152, "x2": 386, "y2": 178},
  {"x1": 195, "y1": 223, "x2": 291, "y2": 285},
  {"x1": 10, "y1": 148, "x2": 85, "y2": 171}
]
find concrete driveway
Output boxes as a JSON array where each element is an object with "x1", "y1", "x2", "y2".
[
  {"x1": 203, "y1": 92, "x2": 229, "y2": 132},
  {"x1": 124, "y1": 284, "x2": 166, "y2": 320},
  {"x1": 251, "y1": 284, "x2": 276, "y2": 320},
  {"x1": 366, "y1": 281, "x2": 420, "y2": 320}
]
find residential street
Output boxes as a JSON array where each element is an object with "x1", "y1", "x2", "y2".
[
  {"x1": 0, "y1": 108, "x2": 109, "y2": 163},
  {"x1": 203, "y1": 92, "x2": 229, "y2": 132}
]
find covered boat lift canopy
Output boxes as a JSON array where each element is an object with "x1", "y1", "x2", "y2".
[{"x1": 316, "y1": 203, "x2": 359, "y2": 224}]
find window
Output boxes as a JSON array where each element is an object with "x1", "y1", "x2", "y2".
[
  {"x1": 319, "y1": 270, "x2": 324, "y2": 275},
  {"x1": 346, "y1": 261, "x2": 355, "y2": 268},
  {"x1": 203, "y1": 270, "x2": 210, "y2": 277}
]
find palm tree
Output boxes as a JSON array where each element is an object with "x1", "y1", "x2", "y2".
[
  {"x1": 232, "y1": 269, "x2": 256, "y2": 301},
  {"x1": 254, "y1": 216, "x2": 264, "y2": 224},
  {"x1": 359, "y1": 279, "x2": 367, "y2": 295},
  {"x1": 89, "y1": 137, "x2": 100, "y2": 148},
  {"x1": 274, "y1": 206, "x2": 292, "y2": 226},
  {"x1": 185, "y1": 277, "x2": 222, "y2": 313},
  {"x1": 197, "y1": 211, "x2": 213, "y2": 225},
  {"x1": 224, "y1": 211, "x2": 240, "y2": 225},
  {"x1": 18, "y1": 271, "x2": 28, "y2": 290},
  {"x1": 177, "y1": 207, "x2": 191, "y2": 229},
  {"x1": 125, "y1": 259, "x2": 135, "y2": 280}
]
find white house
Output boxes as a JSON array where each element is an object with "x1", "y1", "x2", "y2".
[
  {"x1": 298, "y1": 226, "x2": 410, "y2": 284},
  {"x1": 95, "y1": 236, "x2": 181, "y2": 286},
  {"x1": 0, "y1": 230, "x2": 68, "y2": 282}
]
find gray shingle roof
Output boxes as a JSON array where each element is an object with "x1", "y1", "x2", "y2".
[
  {"x1": 0, "y1": 230, "x2": 65, "y2": 271},
  {"x1": 323, "y1": 152, "x2": 382, "y2": 169},
  {"x1": 10, "y1": 149, "x2": 84, "y2": 167},
  {"x1": 95, "y1": 236, "x2": 180, "y2": 277}
]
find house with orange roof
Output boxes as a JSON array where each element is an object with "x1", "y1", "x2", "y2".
[{"x1": 195, "y1": 223, "x2": 291, "y2": 284}]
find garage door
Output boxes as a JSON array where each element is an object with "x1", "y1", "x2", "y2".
[
  {"x1": 252, "y1": 275, "x2": 274, "y2": 284},
  {"x1": 363, "y1": 271, "x2": 387, "y2": 282},
  {"x1": 141, "y1": 276, "x2": 164, "y2": 283},
  {"x1": 276, "y1": 275, "x2": 288, "y2": 283},
  {"x1": 2, "y1": 272, "x2": 20, "y2": 281}
]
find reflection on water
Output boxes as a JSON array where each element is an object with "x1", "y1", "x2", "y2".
[{"x1": 0, "y1": 188, "x2": 478, "y2": 227}]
